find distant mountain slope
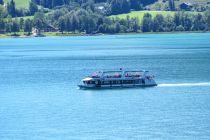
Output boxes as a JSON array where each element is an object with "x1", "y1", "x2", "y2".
[
  {"x1": 171, "y1": 0, "x2": 210, "y2": 6},
  {"x1": 2, "y1": 0, "x2": 210, "y2": 11},
  {"x1": 148, "y1": 0, "x2": 210, "y2": 11}
]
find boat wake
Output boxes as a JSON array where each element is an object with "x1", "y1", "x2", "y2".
[{"x1": 158, "y1": 82, "x2": 210, "y2": 87}]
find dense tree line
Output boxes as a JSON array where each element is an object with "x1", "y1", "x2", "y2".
[
  {"x1": 50, "y1": 9, "x2": 210, "y2": 33},
  {"x1": 0, "y1": 17, "x2": 33, "y2": 35},
  {"x1": 1, "y1": 10, "x2": 210, "y2": 35},
  {"x1": 142, "y1": 12, "x2": 210, "y2": 32},
  {"x1": 0, "y1": 0, "x2": 210, "y2": 35},
  {"x1": 48, "y1": 7, "x2": 139, "y2": 34}
]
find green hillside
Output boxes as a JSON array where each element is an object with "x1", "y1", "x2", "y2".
[
  {"x1": 2, "y1": 0, "x2": 210, "y2": 11},
  {"x1": 4, "y1": 0, "x2": 30, "y2": 9},
  {"x1": 110, "y1": 10, "x2": 201, "y2": 24},
  {"x1": 148, "y1": 0, "x2": 210, "y2": 11},
  {"x1": 175, "y1": 0, "x2": 210, "y2": 5}
]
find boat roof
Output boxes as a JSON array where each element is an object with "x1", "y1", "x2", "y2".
[
  {"x1": 97, "y1": 69, "x2": 147, "y2": 73},
  {"x1": 82, "y1": 77, "x2": 93, "y2": 81}
]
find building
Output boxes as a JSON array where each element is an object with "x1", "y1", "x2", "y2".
[
  {"x1": 43, "y1": 25, "x2": 58, "y2": 32},
  {"x1": 179, "y1": 3, "x2": 193, "y2": 11}
]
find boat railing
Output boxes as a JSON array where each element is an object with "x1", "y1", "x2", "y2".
[
  {"x1": 103, "y1": 75, "x2": 122, "y2": 78},
  {"x1": 91, "y1": 75, "x2": 101, "y2": 78},
  {"x1": 125, "y1": 74, "x2": 141, "y2": 78}
]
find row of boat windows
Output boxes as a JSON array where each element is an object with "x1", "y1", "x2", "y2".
[{"x1": 84, "y1": 80, "x2": 145, "y2": 85}]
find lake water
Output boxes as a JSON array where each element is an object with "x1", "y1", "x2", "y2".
[{"x1": 0, "y1": 33, "x2": 210, "y2": 139}]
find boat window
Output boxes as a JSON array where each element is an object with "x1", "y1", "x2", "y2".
[
  {"x1": 101, "y1": 80, "x2": 122, "y2": 85},
  {"x1": 102, "y1": 81, "x2": 110, "y2": 85},
  {"x1": 134, "y1": 80, "x2": 140, "y2": 84},
  {"x1": 85, "y1": 80, "x2": 95, "y2": 84},
  {"x1": 125, "y1": 71, "x2": 143, "y2": 77},
  {"x1": 116, "y1": 80, "x2": 121, "y2": 84},
  {"x1": 123, "y1": 80, "x2": 133, "y2": 84}
]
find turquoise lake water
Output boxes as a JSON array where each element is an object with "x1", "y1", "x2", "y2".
[{"x1": 0, "y1": 33, "x2": 210, "y2": 139}]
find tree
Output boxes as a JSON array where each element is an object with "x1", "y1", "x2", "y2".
[
  {"x1": 84, "y1": 16, "x2": 97, "y2": 34},
  {"x1": 182, "y1": 13, "x2": 193, "y2": 31},
  {"x1": 110, "y1": 0, "x2": 130, "y2": 15},
  {"x1": 132, "y1": 17, "x2": 139, "y2": 32},
  {"x1": 142, "y1": 13, "x2": 153, "y2": 32},
  {"x1": 33, "y1": 12, "x2": 46, "y2": 34},
  {"x1": 164, "y1": 15, "x2": 176, "y2": 32},
  {"x1": 174, "y1": 12, "x2": 183, "y2": 26},
  {"x1": 169, "y1": 0, "x2": 175, "y2": 11},
  {"x1": 71, "y1": 14, "x2": 79, "y2": 32},
  {"x1": 153, "y1": 14, "x2": 164, "y2": 32},
  {"x1": 32, "y1": 0, "x2": 40, "y2": 5},
  {"x1": 7, "y1": 0, "x2": 16, "y2": 17},
  {"x1": 115, "y1": 22, "x2": 120, "y2": 33},
  {"x1": 5, "y1": 22, "x2": 12, "y2": 33},
  {"x1": 58, "y1": 17, "x2": 65, "y2": 33},
  {"x1": 192, "y1": 14, "x2": 206, "y2": 30},
  {"x1": 19, "y1": 18, "x2": 24, "y2": 31},
  {"x1": 11, "y1": 20, "x2": 20, "y2": 34},
  {"x1": 24, "y1": 19, "x2": 32, "y2": 35},
  {"x1": 176, "y1": 25, "x2": 184, "y2": 31},
  {"x1": 0, "y1": 0, "x2": 4, "y2": 5},
  {"x1": 121, "y1": 0, "x2": 130, "y2": 13},
  {"x1": 65, "y1": 15, "x2": 72, "y2": 32},
  {"x1": 205, "y1": 11, "x2": 210, "y2": 29},
  {"x1": 52, "y1": 0, "x2": 64, "y2": 8},
  {"x1": 140, "y1": 0, "x2": 157, "y2": 6},
  {"x1": 0, "y1": 5, "x2": 8, "y2": 18},
  {"x1": 29, "y1": 2, "x2": 38, "y2": 15},
  {"x1": 0, "y1": 19, "x2": 5, "y2": 32},
  {"x1": 130, "y1": 0, "x2": 142, "y2": 10}
]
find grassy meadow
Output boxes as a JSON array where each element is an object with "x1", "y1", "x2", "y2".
[
  {"x1": 110, "y1": 11, "x2": 201, "y2": 24},
  {"x1": 4, "y1": 0, "x2": 30, "y2": 9},
  {"x1": 110, "y1": 11, "x2": 175, "y2": 22}
]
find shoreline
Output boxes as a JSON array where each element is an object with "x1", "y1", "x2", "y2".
[{"x1": 0, "y1": 31, "x2": 209, "y2": 38}]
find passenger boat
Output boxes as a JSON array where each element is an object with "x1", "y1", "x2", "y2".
[{"x1": 78, "y1": 69, "x2": 157, "y2": 89}]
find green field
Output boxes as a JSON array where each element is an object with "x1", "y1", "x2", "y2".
[
  {"x1": 15, "y1": 16, "x2": 33, "y2": 20},
  {"x1": 110, "y1": 11, "x2": 200, "y2": 23},
  {"x1": 4, "y1": 0, "x2": 30, "y2": 9},
  {"x1": 3, "y1": 16, "x2": 33, "y2": 22},
  {"x1": 110, "y1": 11, "x2": 175, "y2": 22}
]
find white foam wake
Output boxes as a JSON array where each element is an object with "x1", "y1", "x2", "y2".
[{"x1": 158, "y1": 82, "x2": 210, "y2": 87}]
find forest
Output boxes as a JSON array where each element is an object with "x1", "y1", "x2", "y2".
[{"x1": 0, "y1": 0, "x2": 210, "y2": 36}]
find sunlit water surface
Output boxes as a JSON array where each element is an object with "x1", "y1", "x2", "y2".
[{"x1": 0, "y1": 33, "x2": 210, "y2": 139}]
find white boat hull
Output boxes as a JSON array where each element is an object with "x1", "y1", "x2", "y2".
[
  {"x1": 78, "y1": 79, "x2": 157, "y2": 89},
  {"x1": 78, "y1": 84, "x2": 157, "y2": 89}
]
